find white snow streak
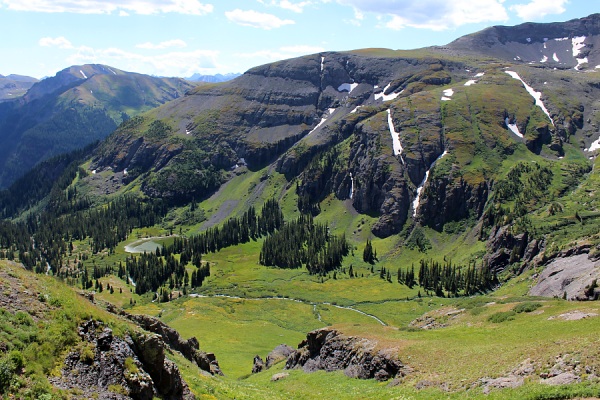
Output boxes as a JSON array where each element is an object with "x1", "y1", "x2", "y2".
[
  {"x1": 505, "y1": 117, "x2": 523, "y2": 138},
  {"x1": 107, "y1": 67, "x2": 117, "y2": 75},
  {"x1": 412, "y1": 151, "x2": 448, "y2": 217},
  {"x1": 320, "y1": 56, "x2": 324, "y2": 72},
  {"x1": 374, "y1": 83, "x2": 401, "y2": 101},
  {"x1": 349, "y1": 173, "x2": 354, "y2": 199},
  {"x1": 554, "y1": 37, "x2": 569, "y2": 41},
  {"x1": 386, "y1": 109, "x2": 403, "y2": 160},
  {"x1": 80, "y1": 70, "x2": 87, "y2": 79},
  {"x1": 505, "y1": 71, "x2": 554, "y2": 126},
  {"x1": 464, "y1": 80, "x2": 477, "y2": 86},
  {"x1": 572, "y1": 36, "x2": 586, "y2": 57},
  {"x1": 185, "y1": 129, "x2": 191, "y2": 135},
  {"x1": 307, "y1": 108, "x2": 336, "y2": 136},
  {"x1": 553, "y1": 53, "x2": 560, "y2": 62},
  {"x1": 540, "y1": 55, "x2": 548, "y2": 63},
  {"x1": 338, "y1": 82, "x2": 359, "y2": 93},
  {"x1": 128, "y1": 277, "x2": 136, "y2": 287}
]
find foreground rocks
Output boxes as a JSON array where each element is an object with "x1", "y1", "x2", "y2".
[
  {"x1": 106, "y1": 303, "x2": 222, "y2": 376},
  {"x1": 529, "y1": 252, "x2": 600, "y2": 300},
  {"x1": 51, "y1": 320, "x2": 194, "y2": 400},
  {"x1": 284, "y1": 328, "x2": 407, "y2": 381},
  {"x1": 252, "y1": 344, "x2": 295, "y2": 374}
]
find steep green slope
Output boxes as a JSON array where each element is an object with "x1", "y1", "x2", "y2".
[{"x1": 0, "y1": 64, "x2": 196, "y2": 188}]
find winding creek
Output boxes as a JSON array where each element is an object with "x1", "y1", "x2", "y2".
[{"x1": 189, "y1": 293, "x2": 387, "y2": 326}]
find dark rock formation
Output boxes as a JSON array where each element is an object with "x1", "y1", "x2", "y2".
[
  {"x1": 285, "y1": 328, "x2": 407, "y2": 381},
  {"x1": 106, "y1": 304, "x2": 222, "y2": 376},
  {"x1": 252, "y1": 355, "x2": 265, "y2": 374},
  {"x1": 51, "y1": 319, "x2": 194, "y2": 400},
  {"x1": 266, "y1": 344, "x2": 295, "y2": 368},
  {"x1": 251, "y1": 344, "x2": 294, "y2": 374},
  {"x1": 419, "y1": 177, "x2": 489, "y2": 231}
]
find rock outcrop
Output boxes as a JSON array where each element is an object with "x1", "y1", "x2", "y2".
[
  {"x1": 51, "y1": 320, "x2": 194, "y2": 400},
  {"x1": 106, "y1": 304, "x2": 222, "y2": 376},
  {"x1": 251, "y1": 344, "x2": 294, "y2": 374},
  {"x1": 285, "y1": 328, "x2": 407, "y2": 381}
]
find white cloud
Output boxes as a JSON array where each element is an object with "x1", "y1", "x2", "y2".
[
  {"x1": 279, "y1": 45, "x2": 325, "y2": 53},
  {"x1": 136, "y1": 39, "x2": 188, "y2": 50},
  {"x1": 235, "y1": 44, "x2": 325, "y2": 63},
  {"x1": 510, "y1": 0, "x2": 568, "y2": 21},
  {"x1": 39, "y1": 36, "x2": 74, "y2": 49},
  {"x1": 63, "y1": 44, "x2": 219, "y2": 77},
  {"x1": 119, "y1": 10, "x2": 129, "y2": 16},
  {"x1": 1, "y1": 0, "x2": 214, "y2": 15},
  {"x1": 258, "y1": 0, "x2": 313, "y2": 13},
  {"x1": 225, "y1": 9, "x2": 295, "y2": 29},
  {"x1": 334, "y1": 0, "x2": 509, "y2": 30}
]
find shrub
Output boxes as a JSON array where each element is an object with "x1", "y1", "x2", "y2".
[
  {"x1": 513, "y1": 302, "x2": 542, "y2": 313},
  {"x1": 488, "y1": 311, "x2": 516, "y2": 323}
]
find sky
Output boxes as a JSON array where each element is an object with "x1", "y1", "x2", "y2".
[{"x1": 0, "y1": 0, "x2": 596, "y2": 79}]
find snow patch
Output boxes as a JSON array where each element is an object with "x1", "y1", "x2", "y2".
[
  {"x1": 185, "y1": 129, "x2": 191, "y2": 135},
  {"x1": 540, "y1": 55, "x2": 548, "y2": 63},
  {"x1": 350, "y1": 106, "x2": 361, "y2": 114},
  {"x1": 554, "y1": 37, "x2": 569, "y2": 41},
  {"x1": 374, "y1": 82, "x2": 401, "y2": 101},
  {"x1": 464, "y1": 80, "x2": 477, "y2": 86},
  {"x1": 387, "y1": 109, "x2": 404, "y2": 160},
  {"x1": 320, "y1": 56, "x2": 324, "y2": 72},
  {"x1": 575, "y1": 57, "x2": 588, "y2": 70},
  {"x1": 441, "y1": 97, "x2": 452, "y2": 101},
  {"x1": 128, "y1": 276, "x2": 136, "y2": 287},
  {"x1": 585, "y1": 137, "x2": 600, "y2": 152},
  {"x1": 412, "y1": 151, "x2": 448, "y2": 217},
  {"x1": 505, "y1": 117, "x2": 523, "y2": 138},
  {"x1": 123, "y1": 168, "x2": 128, "y2": 176},
  {"x1": 443, "y1": 88, "x2": 454, "y2": 97},
  {"x1": 553, "y1": 53, "x2": 560, "y2": 62},
  {"x1": 475, "y1": 72, "x2": 485, "y2": 77},
  {"x1": 91, "y1": 169, "x2": 97, "y2": 174},
  {"x1": 80, "y1": 70, "x2": 88, "y2": 79},
  {"x1": 526, "y1": 37, "x2": 531, "y2": 43},
  {"x1": 349, "y1": 173, "x2": 354, "y2": 199},
  {"x1": 338, "y1": 82, "x2": 359, "y2": 93},
  {"x1": 307, "y1": 108, "x2": 336, "y2": 136},
  {"x1": 572, "y1": 36, "x2": 586, "y2": 57},
  {"x1": 505, "y1": 71, "x2": 554, "y2": 126}
]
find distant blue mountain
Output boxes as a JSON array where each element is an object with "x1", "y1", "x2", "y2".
[{"x1": 186, "y1": 73, "x2": 241, "y2": 82}]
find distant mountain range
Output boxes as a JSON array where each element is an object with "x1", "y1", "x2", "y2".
[
  {"x1": 0, "y1": 64, "x2": 196, "y2": 188},
  {"x1": 0, "y1": 74, "x2": 38, "y2": 102},
  {"x1": 186, "y1": 72, "x2": 241, "y2": 82}
]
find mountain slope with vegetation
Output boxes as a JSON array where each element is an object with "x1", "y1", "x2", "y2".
[
  {"x1": 0, "y1": 64, "x2": 196, "y2": 188},
  {"x1": 1, "y1": 13, "x2": 600, "y2": 400}
]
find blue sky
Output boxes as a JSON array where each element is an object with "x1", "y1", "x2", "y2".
[{"x1": 0, "y1": 0, "x2": 596, "y2": 78}]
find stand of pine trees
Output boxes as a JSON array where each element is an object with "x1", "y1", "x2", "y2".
[
  {"x1": 413, "y1": 259, "x2": 498, "y2": 297},
  {"x1": 121, "y1": 199, "x2": 284, "y2": 296},
  {"x1": 259, "y1": 213, "x2": 349, "y2": 275}
]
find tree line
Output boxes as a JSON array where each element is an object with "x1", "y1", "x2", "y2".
[{"x1": 259, "y1": 213, "x2": 349, "y2": 275}]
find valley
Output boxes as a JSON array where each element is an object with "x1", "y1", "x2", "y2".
[{"x1": 1, "y1": 12, "x2": 600, "y2": 400}]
